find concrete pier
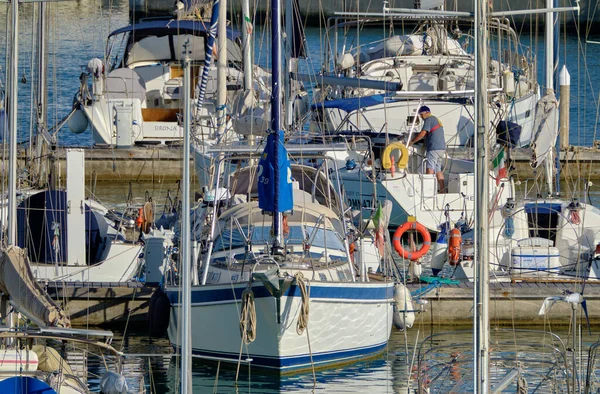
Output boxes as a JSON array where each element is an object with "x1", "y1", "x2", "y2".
[
  {"x1": 11, "y1": 144, "x2": 600, "y2": 183},
  {"x1": 16, "y1": 145, "x2": 188, "y2": 182},
  {"x1": 407, "y1": 279, "x2": 600, "y2": 326},
  {"x1": 129, "y1": 0, "x2": 598, "y2": 26}
]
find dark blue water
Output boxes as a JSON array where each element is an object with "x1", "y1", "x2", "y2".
[{"x1": 0, "y1": 3, "x2": 599, "y2": 146}]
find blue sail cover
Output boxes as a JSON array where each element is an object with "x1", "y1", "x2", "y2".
[
  {"x1": 311, "y1": 94, "x2": 392, "y2": 112},
  {"x1": 258, "y1": 131, "x2": 293, "y2": 213},
  {"x1": 17, "y1": 190, "x2": 108, "y2": 265}
]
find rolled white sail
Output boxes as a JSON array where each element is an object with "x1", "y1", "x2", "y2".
[{"x1": 0, "y1": 246, "x2": 70, "y2": 327}]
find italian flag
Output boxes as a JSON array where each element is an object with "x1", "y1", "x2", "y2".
[
  {"x1": 372, "y1": 203, "x2": 385, "y2": 256},
  {"x1": 244, "y1": 15, "x2": 253, "y2": 35},
  {"x1": 492, "y1": 148, "x2": 507, "y2": 186}
]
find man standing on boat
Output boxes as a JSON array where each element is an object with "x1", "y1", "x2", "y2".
[{"x1": 408, "y1": 106, "x2": 446, "y2": 193}]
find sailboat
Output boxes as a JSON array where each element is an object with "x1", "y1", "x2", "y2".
[
  {"x1": 0, "y1": 2, "x2": 145, "y2": 286},
  {"x1": 0, "y1": 1, "x2": 132, "y2": 392},
  {"x1": 428, "y1": 1, "x2": 600, "y2": 283},
  {"x1": 409, "y1": 1, "x2": 582, "y2": 392},
  {"x1": 70, "y1": 11, "x2": 244, "y2": 148},
  {"x1": 307, "y1": 1, "x2": 542, "y2": 233},
  {"x1": 409, "y1": 1, "x2": 595, "y2": 392},
  {"x1": 162, "y1": 0, "x2": 396, "y2": 374}
]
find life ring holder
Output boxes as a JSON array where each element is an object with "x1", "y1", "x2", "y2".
[
  {"x1": 392, "y1": 220, "x2": 431, "y2": 261},
  {"x1": 381, "y1": 142, "x2": 409, "y2": 171}
]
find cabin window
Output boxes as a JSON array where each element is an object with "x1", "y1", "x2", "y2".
[
  {"x1": 213, "y1": 224, "x2": 346, "y2": 253},
  {"x1": 525, "y1": 203, "x2": 561, "y2": 244}
]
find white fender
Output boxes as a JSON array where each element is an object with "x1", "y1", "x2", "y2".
[
  {"x1": 393, "y1": 283, "x2": 415, "y2": 331},
  {"x1": 410, "y1": 261, "x2": 422, "y2": 280}
]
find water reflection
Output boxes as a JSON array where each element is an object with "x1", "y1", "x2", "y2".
[
  {"x1": 169, "y1": 353, "x2": 403, "y2": 393},
  {"x1": 107, "y1": 330, "x2": 417, "y2": 393},
  {"x1": 112, "y1": 325, "x2": 600, "y2": 393}
]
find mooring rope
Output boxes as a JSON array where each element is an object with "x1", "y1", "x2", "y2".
[
  {"x1": 239, "y1": 287, "x2": 257, "y2": 345},
  {"x1": 295, "y1": 272, "x2": 310, "y2": 335},
  {"x1": 295, "y1": 271, "x2": 316, "y2": 389}
]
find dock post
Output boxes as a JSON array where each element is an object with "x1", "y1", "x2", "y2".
[{"x1": 559, "y1": 65, "x2": 570, "y2": 151}]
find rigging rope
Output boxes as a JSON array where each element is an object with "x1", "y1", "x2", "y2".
[
  {"x1": 239, "y1": 287, "x2": 256, "y2": 344},
  {"x1": 294, "y1": 271, "x2": 316, "y2": 389}
]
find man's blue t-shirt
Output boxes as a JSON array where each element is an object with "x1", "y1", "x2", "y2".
[{"x1": 422, "y1": 115, "x2": 446, "y2": 151}]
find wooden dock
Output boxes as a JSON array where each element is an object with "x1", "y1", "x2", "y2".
[
  {"x1": 407, "y1": 279, "x2": 600, "y2": 326},
  {"x1": 43, "y1": 281, "x2": 155, "y2": 328}
]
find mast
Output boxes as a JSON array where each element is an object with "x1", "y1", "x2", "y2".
[
  {"x1": 544, "y1": 0, "x2": 556, "y2": 195},
  {"x1": 7, "y1": 0, "x2": 19, "y2": 246},
  {"x1": 36, "y1": 3, "x2": 47, "y2": 128},
  {"x1": 284, "y1": 0, "x2": 292, "y2": 127},
  {"x1": 474, "y1": 0, "x2": 490, "y2": 391},
  {"x1": 180, "y1": 46, "x2": 192, "y2": 394},
  {"x1": 271, "y1": 0, "x2": 283, "y2": 250},
  {"x1": 34, "y1": 2, "x2": 48, "y2": 188},
  {"x1": 242, "y1": 0, "x2": 252, "y2": 91},
  {"x1": 545, "y1": 0, "x2": 555, "y2": 93},
  {"x1": 241, "y1": 0, "x2": 255, "y2": 150}
]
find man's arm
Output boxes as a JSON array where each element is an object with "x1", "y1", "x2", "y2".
[{"x1": 408, "y1": 130, "x2": 426, "y2": 147}]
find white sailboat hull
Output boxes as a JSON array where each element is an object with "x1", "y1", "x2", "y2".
[
  {"x1": 166, "y1": 280, "x2": 394, "y2": 371},
  {"x1": 318, "y1": 92, "x2": 538, "y2": 148},
  {"x1": 30, "y1": 243, "x2": 142, "y2": 282}
]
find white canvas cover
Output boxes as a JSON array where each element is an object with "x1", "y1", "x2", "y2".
[
  {"x1": 0, "y1": 246, "x2": 70, "y2": 327},
  {"x1": 531, "y1": 90, "x2": 559, "y2": 168}
]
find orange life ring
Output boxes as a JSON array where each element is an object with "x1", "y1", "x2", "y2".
[{"x1": 393, "y1": 221, "x2": 431, "y2": 261}]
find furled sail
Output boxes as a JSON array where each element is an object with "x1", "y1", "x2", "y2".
[
  {"x1": 530, "y1": 90, "x2": 559, "y2": 168},
  {"x1": 258, "y1": 130, "x2": 294, "y2": 213},
  {"x1": 0, "y1": 246, "x2": 70, "y2": 328}
]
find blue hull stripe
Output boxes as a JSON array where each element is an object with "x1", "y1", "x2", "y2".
[
  {"x1": 174, "y1": 342, "x2": 388, "y2": 370},
  {"x1": 513, "y1": 254, "x2": 560, "y2": 258},
  {"x1": 167, "y1": 284, "x2": 393, "y2": 304}
]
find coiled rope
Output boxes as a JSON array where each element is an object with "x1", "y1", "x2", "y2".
[
  {"x1": 239, "y1": 287, "x2": 256, "y2": 344},
  {"x1": 295, "y1": 272, "x2": 310, "y2": 335}
]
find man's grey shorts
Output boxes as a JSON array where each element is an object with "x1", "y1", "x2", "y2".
[{"x1": 426, "y1": 150, "x2": 445, "y2": 172}]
